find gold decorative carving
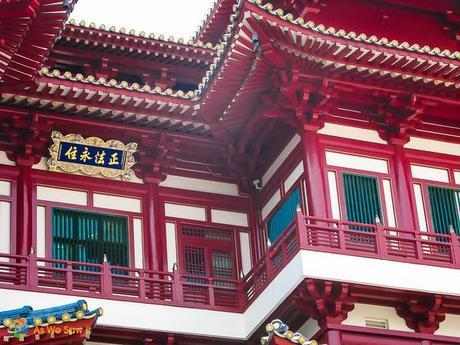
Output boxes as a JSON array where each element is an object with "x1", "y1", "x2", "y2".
[{"x1": 48, "y1": 131, "x2": 137, "y2": 181}]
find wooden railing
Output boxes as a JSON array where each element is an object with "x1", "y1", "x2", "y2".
[
  {"x1": 0, "y1": 253, "x2": 244, "y2": 312},
  {"x1": 297, "y1": 213, "x2": 460, "y2": 269},
  {"x1": 1, "y1": 212, "x2": 459, "y2": 312}
]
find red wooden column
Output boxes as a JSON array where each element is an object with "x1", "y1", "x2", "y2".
[
  {"x1": 144, "y1": 182, "x2": 161, "y2": 271},
  {"x1": 16, "y1": 164, "x2": 33, "y2": 256},
  {"x1": 390, "y1": 137, "x2": 416, "y2": 230},
  {"x1": 302, "y1": 128, "x2": 328, "y2": 218},
  {"x1": 325, "y1": 329, "x2": 342, "y2": 345}
]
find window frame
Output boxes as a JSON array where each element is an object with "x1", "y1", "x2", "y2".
[
  {"x1": 177, "y1": 222, "x2": 237, "y2": 280},
  {"x1": 409, "y1": 159, "x2": 460, "y2": 234},
  {"x1": 51, "y1": 206, "x2": 130, "y2": 267},
  {"x1": 323, "y1": 150, "x2": 397, "y2": 227},
  {"x1": 38, "y1": 189, "x2": 140, "y2": 268},
  {"x1": 266, "y1": 185, "x2": 302, "y2": 243}
]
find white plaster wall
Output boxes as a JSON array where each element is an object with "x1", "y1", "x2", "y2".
[
  {"x1": 0, "y1": 151, "x2": 15, "y2": 166},
  {"x1": 297, "y1": 318, "x2": 320, "y2": 340},
  {"x1": 165, "y1": 222, "x2": 178, "y2": 272},
  {"x1": 164, "y1": 203, "x2": 206, "y2": 221},
  {"x1": 325, "y1": 151, "x2": 388, "y2": 174},
  {"x1": 133, "y1": 218, "x2": 144, "y2": 269},
  {"x1": 239, "y1": 232, "x2": 252, "y2": 275},
  {"x1": 32, "y1": 157, "x2": 48, "y2": 170},
  {"x1": 262, "y1": 134, "x2": 301, "y2": 187},
  {"x1": 455, "y1": 171, "x2": 460, "y2": 185},
  {"x1": 0, "y1": 201, "x2": 11, "y2": 258},
  {"x1": 436, "y1": 314, "x2": 460, "y2": 337},
  {"x1": 300, "y1": 250, "x2": 460, "y2": 297},
  {"x1": 406, "y1": 137, "x2": 460, "y2": 156},
  {"x1": 411, "y1": 165, "x2": 449, "y2": 183},
  {"x1": 93, "y1": 193, "x2": 141, "y2": 213},
  {"x1": 211, "y1": 209, "x2": 248, "y2": 227},
  {"x1": 343, "y1": 303, "x2": 412, "y2": 332},
  {"x1": 160, "y1": 175, "x2": 239, "y2": 196},
  {"x1": 37, "y1": 186, "x2": 87, "y2": 206},
  {"x1": 284, "y1": 161, "x2": 304, "y2": 193},
  {"x1": 327, "y1": 171, "x2": 341, "y2": 220},
  {"x1": 413, "y1": 183, "x2": 428, "y2": 232},
  {"x1": 0, "y1": 181, "x2": 11, "y2": 196},
  {"x1": 382, "y1": 179, "x2": 396, "y2": 227},
  {"x1": 36, "y1": 206, "x2": 46, "y2": 258},
  {"x1": 261, "y1": 189, "x2": 281, "y2": 220},
  {"x1": 319, "y1": 123, "x2": 386, "y2": 144}
]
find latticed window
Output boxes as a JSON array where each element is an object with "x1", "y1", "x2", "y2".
[
  {"x1": 52, "y1": 208, "x2": 129, "y2": 267},
  {"x1": 342, "y1": 173, "x2": 382, "y2": 227},
  {"x1": 428, "y1": 186, "x2": 460, "y2": 235},
  {"x1": 181, "y1": 225, "x2": 235, "y2": 281},
  {"x1": 267, "y1": 186, "x2": 301, "y2": 243}
]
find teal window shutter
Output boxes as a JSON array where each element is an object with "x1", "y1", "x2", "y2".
[
  {"x1": 52, "y1": 208, "x2": 129, "y2": 267},
  {"x1": 428, "y1": 186, "x2": 460, "y2": 235},
  {"x1": 267, "y1": 187, "x2": 301, "y2": 243},
  {"x1": 342, "y1": 173, "x2": 382, "y2": 227}
]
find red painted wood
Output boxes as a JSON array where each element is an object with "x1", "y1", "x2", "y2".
[
  {"x1": 391, "y1": 143, "x2": 417, "y2": 230},
  {"x1": 16, "y1": 166, "x2": 32, "y2": 256},
  {"x1": 302, "y1": 130, "x2": 328, "y2": 218}
]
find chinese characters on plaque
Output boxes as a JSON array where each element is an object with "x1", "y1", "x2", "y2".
[{"x1": 48, "y1": 131, "x2": 137, "y2": 180}]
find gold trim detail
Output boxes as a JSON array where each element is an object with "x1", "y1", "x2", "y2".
[{"x1": 48, "y1": 131, "x2": 137, "y2": 181}]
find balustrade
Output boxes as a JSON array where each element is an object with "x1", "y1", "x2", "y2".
[{"x1": 1, "y1": 212, "x2": 459, "y2": 312}]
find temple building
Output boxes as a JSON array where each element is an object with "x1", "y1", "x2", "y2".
[{"x1": 1, "y1": 0, "x2": 460, "y2": 344}]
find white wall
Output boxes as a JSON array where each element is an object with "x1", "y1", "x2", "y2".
[
  {"x1": 297, "y1": 318, "x2": 320, "y2": 339},
  {"x1": 211, "y1": 209, "x2": 248, "y2": 227},
  {"x1": 319, "y1": 123, "x2": 386, "y2": 144},
  {"x1": 262, "y1": 134, "x2": 301, "y2": 187},
  {"x1": 133, "y1": 218, "x2": 144, "y2": 269},
  {"x1": 37, "y1": 186, "x2": 87, "y2": 206},
  {"x1": 164, "y1": 203, "x2": 206, "y2": 221},
  {"x1": 239, "y1": 232, "x2": 252, "y2": 275},
  {"x1": 36, "y1": 206, "x2": 46, "y2": 258},
  {"x1": 165, "y1": 222, "x2": 178, "y2": 272},
  {"x1": 343, "y1": 303, "x2": 412, "y2": 332},
  {"x1": 0, "y1": 151, "x2": 15, "y2": 166},
  {"x1": 0, "y1": 201, "x2": 11, "y2": 258},
  {"x1": 406, "y1": 137, "x2": 460, "y2": 157},
  {"x1": 436, "y1": 314, "x2": 460, "y2": 337},
  {"x1": 160, "y1": 175, "x2": 239, "y2": 196}
]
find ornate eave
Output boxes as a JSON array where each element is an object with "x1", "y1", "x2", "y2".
[
  {"x1": 62, "y1": 20, "x2": 221, "y2": 58},
  {"x1": 261, "y1": 320, "x2": 318, "y2": 345},
  {"x1": 194, "y1": 0, "x2": 238, "y2": 45},
  {"x1": 0, "y1": 0, "x2": 77, "y2": 83},
  {"x1": 0, "y1": 300, "x2": 102, "y2": 344}
]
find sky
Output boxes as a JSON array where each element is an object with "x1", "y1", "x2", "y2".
[{"x1": 69, "y1": 0, "x2": 217, "y2": 39}]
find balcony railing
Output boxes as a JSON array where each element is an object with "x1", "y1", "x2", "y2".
[{"x1": 1, "y1": 212, "x2": 459, "y2": 312}]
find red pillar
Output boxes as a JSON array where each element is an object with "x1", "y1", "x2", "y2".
[
  {"x1": 144, "y1": 183, "x2": 161, "y2": 271},
  {"x1": 391, "y1": 139, "x2": 416, "y2": 230},
  {"x1": 302, "y1": 129, "x2": 328, "y2": 218},
  {"x1": 16, "y1": 165, "x2": 33, "y2": 255},
  {"x1": 325, "y1": 329, "x2": 342, "y2": 345}
]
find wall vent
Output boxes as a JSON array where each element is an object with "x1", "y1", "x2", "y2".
[{"x1": 365, "y1": 317, "x2": 389, "y2": 329}]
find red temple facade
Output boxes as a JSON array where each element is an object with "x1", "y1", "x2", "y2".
[{"x1": 1, "y1": 0, "x2": 460, "y2": 344}]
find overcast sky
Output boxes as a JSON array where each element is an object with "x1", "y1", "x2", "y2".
[{"x1": 69, "y1": 0, "x2": 217, "y2": 39}]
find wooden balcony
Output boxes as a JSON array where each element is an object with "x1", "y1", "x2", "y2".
[{"x1": 1, "y1": 212, "x2": 459, "y2": 312}]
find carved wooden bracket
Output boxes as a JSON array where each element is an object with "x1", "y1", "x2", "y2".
[
  {"x1": 3, "y1": 114, "x2": 53, "y2": 167},
  {"x1": 396, "y1": 295, "x2": 446, "y2": 334},
  {"x1": 135, "y1": 133, "x2": 179, "y2": 184},
  {"x1": 375, "y1": 94, "x2": 427, "y2": 143},
  {"x1": 294, "y1": 279, "x2": 356, "y2": 327}
]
